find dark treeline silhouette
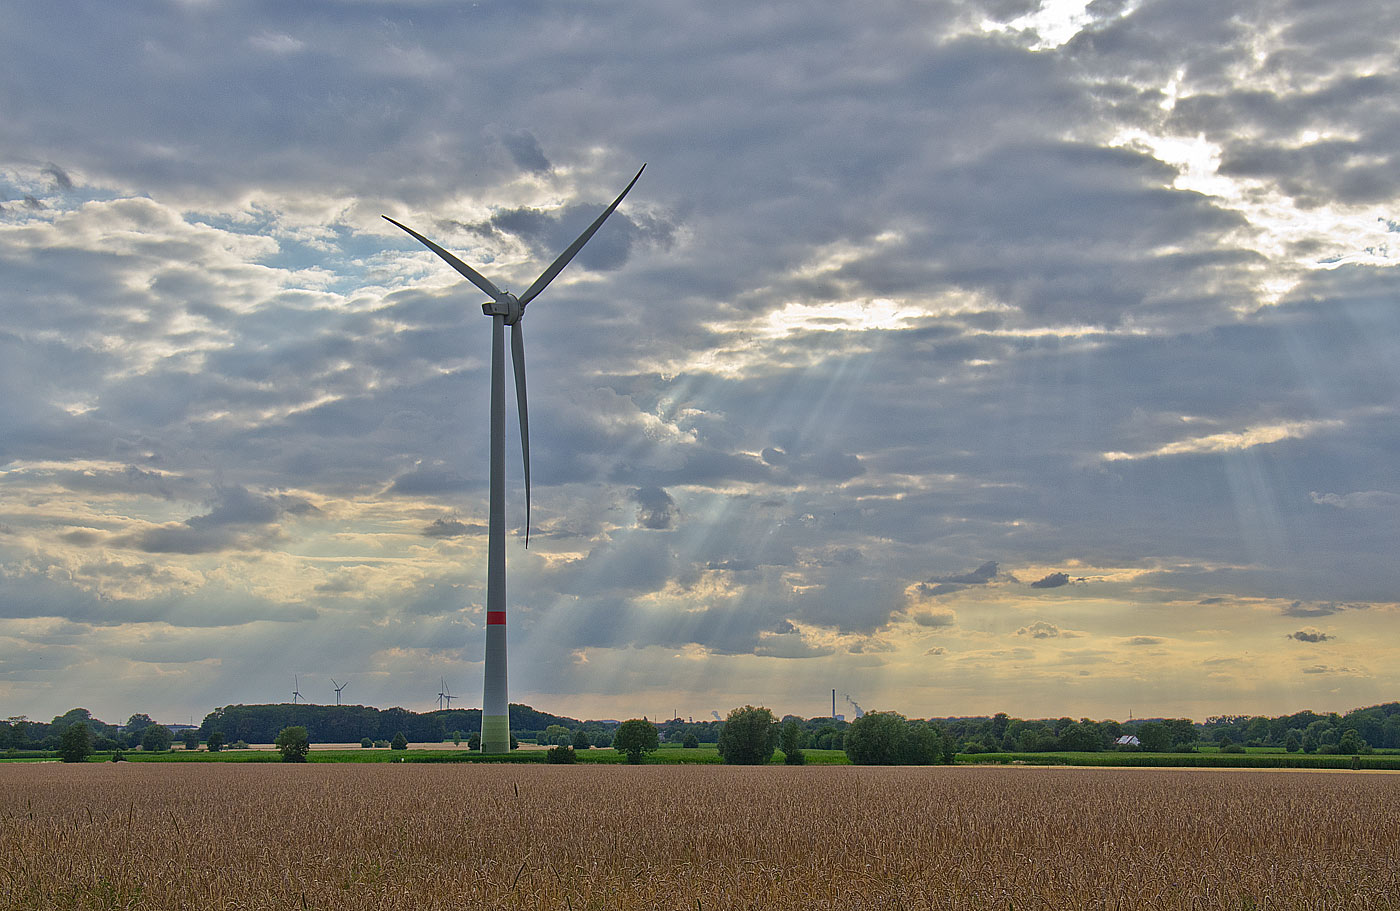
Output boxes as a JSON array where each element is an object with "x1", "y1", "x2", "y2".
[
  {"x1": 5, "y1": 701, "x2": 1399, "y2": 754},
  {"x1": 197, "y1": 703, "x2": 580, "y2": 744}
]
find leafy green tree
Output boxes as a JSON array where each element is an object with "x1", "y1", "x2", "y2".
[
  {"x1": 1136, "y1": 722, "x2": 1169, "y2": 752},
  {"x1": 391, "y1": 731, "x2": 408, "y2": 750},
  {"x1": 1058, "y1": 721, "x2": 1100, "y2": 752},
  {"x1": 842, "y1": 712, "x2": 911, "y2": 763},
  {"x1": 546, "y1": 745, "x2": 577, "y2": 763},
  {"x1": 572, "y1": 727, "x2": 591, "y2": 750},
  {"x1": 682, "y1": 732, "x2": 699, "y2": 749},
  {"x1": 544, "y1": 724, "x2": 572, "y2": 746},
  {"x1": 183, "y1": 730, "x2": 200, "y2": 750},
  {"x1": 1284, "y1": 730, "x2": 1301, "y2": 753},
  {"x1": 51, "y1": 708, "x2": 95, "y2": 730},
  {"x1": 275, "y1": 726, "x2": 310, "y2": 762},
  {"x1": 1165, "y1": 718, "x2": 1198, "y2": 751},
  {"x1": 360, "y1": 737, "x2": 373, "y2": 748},
  {"x1": 779, "y1": 719, "x2": 806, "y2": 765},
  {"x1": 141, "y1": 724, "x2": 173, "y2": 753},
  {"x1": 1017, "y1": 728, "x2": 1060, "y2": 752},
  {"x1": 845, "y1": 712, "x2": 906, "y2": 764},
  {"x1": 717, "y1": 706, "x2": 777, "y2": 765},
  {"x1": 917, "y1": 721, "x2": 957, "y2": 764},
  {"x1": 1338, "y1": 729, "x2": 1365, "y2": 755},
  {"x1": 58, "y1": 721, "x2": 93, "y2": 763},
  {"x1": 843, "y1": 713, "x2": 948, "y2": 765},
  {"x1": 452, "y1": 730, "x2": 463, "y2": 745},
  {"x1": 208, "y1": 731, "x2": 225, "y2": 752},
  {"x1": 1382, "y1": 715, "x2": 1400, "y2": 750},
  {"x1": 613, "y1": 719, "x2": 659, "y2": 763}
]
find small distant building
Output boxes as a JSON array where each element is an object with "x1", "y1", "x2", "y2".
[{"x1": 1114, "y1": 735, "x2": 1140, "y2": 747}]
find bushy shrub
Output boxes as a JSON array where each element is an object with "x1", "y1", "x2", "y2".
[
  {"x1": 58, "y1": 722, "x2": 93, "y2": 763},
  {"x1": 274, "y1": 726, "x2": 310, "y2": 763},
  {"x1": 779, "y1": 719, "x2": 806, "y2": 765},
  {"x1": 844, "y1": 712, "x2": 949, "y2": 765},
  {"x1": 717, "y1": 706, "x2": 777, "y2": 765},
  {"x1": 613, "y1": 719, "x2": 660, "y2": 764},
  {"x1": 391, "y1": 732, "x2": 408, "y2": 750},
  {"x1": 360, "y1": 738, "x2": 373, "y2": 748},
  {"x1": 546, "y1": 745, "x2": 577, "y2": 764},
  {"x1": 141, "y1": 725, "x2": 173, "y2": 753}
]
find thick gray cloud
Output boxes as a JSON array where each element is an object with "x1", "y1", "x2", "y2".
[
  {"x1": 630, "y1": 486, "x2": 677, "y2": 530},
  {"x1": 502, "y1": 131, "x2": 552, "y2": 176},
  {"x1": 918, "y1": 562, "x2": 1005, "y2": 597}
]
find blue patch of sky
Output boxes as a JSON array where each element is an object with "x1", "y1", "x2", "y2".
[{"x1": 189, "y1": 212, "x2": 381, "y2": 290}]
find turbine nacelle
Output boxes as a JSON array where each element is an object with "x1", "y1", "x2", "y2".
[{"x1": 482, "y1": 292, "x2": 523, "y2": 325}]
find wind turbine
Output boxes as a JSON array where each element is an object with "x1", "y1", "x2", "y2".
[
  {"x1": 292, "y1": 675, "x2": 305, "y2": 705},
  {"x1": 384, "y1": 164, "x2": 645, "y2": 753},
  {"x1": 332, "y1": 679, "x2": 347, "y2": 705},
  {"x1": 437, "y1": 678, "x2": 448, "y2": 712},
  {"x1": 443, "y1": 680, "x2": 456, "y2": 710}
]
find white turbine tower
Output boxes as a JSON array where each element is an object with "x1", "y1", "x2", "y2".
[
  {"x1": 385, "y1": 164, "x2": 645, "y2": 753},
  {"x1": 332, "y1": 679, "x2": 347, "y2": 705}
]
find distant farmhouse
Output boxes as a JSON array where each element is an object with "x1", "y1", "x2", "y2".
[{"x1": 1114, "y1": 735, "x2": 1140, "y2": 747}]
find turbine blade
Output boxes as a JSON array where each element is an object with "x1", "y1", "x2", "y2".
[
  {"x1": 511, "y1": 321, "x2": 532, "y2": 548},
  {"x1": 516, "y1": 164, "x2": 646, "y2": 308},
  {"x1": 382, "y1": 216, "x2": 508, "y2": 302}
]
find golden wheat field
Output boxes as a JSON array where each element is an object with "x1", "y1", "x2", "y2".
[{"x1": 2, "y1": 763, "x2": 1398, "y2": 910}]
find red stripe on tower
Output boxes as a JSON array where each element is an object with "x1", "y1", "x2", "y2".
[{"x1": 487, "y1": 611, "x2": 506, "y2": 626}]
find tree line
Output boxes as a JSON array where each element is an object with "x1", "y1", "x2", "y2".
[
  {"x1": 8, "y1": 699, "x2": 1399, "y2": 761},
  {"x1": 196, "y1": 702, "x2": 583, "y2": 745}
]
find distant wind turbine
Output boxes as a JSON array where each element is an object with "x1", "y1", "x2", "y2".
[
  {"x1": 292, "y1": 675, "x2": 305, "y2": 705},
  {"x1": 443, "y1": 680, "x2": 456, "y2": 710},
  {"x1": 332, "y1": 679, "x2": 347, "y2": 705},
  {"x1": 384, "y1": 165, "x2": 645, "y2": 753}
]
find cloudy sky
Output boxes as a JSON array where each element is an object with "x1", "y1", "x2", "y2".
[{"x1": 3, "y1": 0, "x2": 1398, "y2": 726}]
